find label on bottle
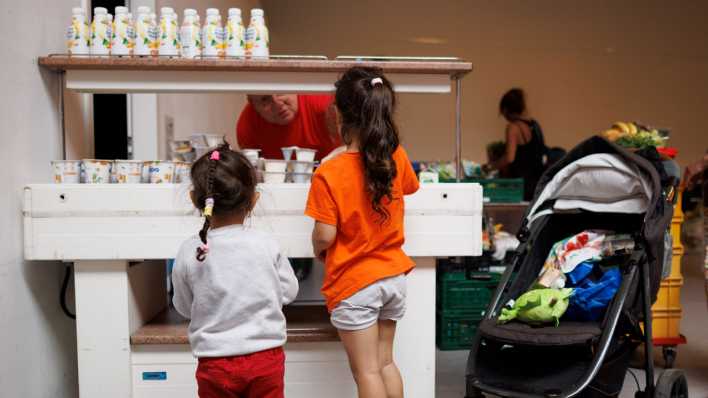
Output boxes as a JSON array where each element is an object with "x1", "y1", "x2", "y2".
[
  {"x1": 90, "y1": 16, "x2": 112, "y2": 55},
  {"x1": 180, "y1": 21, "x2": 201, "y2": 58},
  {"x1": 67, "y1": 16, "x2": 89, "y2": 55},
  {"x1": 226, "y1": 19, "x2": 245, "y2": 57},
  {"x1": 134, "y1": 15, "x2": 153, "y2": 56},
  {"x1": 159, "y1": 16, "x2": 179, "y2": 56},
  {"x1": 111, "y1": 14, "x2": 133, "y2": 55},
  {"x1": 202, "y1": 20, "x2": 223, "y2": 57},
  {"x1": 245, "y1": 23, "x2": 268, "y2": 57}
]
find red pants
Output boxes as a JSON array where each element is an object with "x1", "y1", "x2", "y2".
[{"x1": 196, "y1": 347, "x2": 285, "y2": 398}]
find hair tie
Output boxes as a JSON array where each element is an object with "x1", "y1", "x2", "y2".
[
  {"x1": 203, "y1": 197, "x2": 214, "y2": 217},
  {"x1": 371, "y1": 77, "x2": 383, "y2": 87},
  {"x1": 210, "y1": 151, "x2": 220, "y2": 161}
]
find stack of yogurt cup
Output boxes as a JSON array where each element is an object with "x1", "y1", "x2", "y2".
[
  {"x1": 262, "y1": 146, "x2": 316, "y2": 183},
  {"x1": 51, "y1": 159, "x2": 191, "y2": 184}
]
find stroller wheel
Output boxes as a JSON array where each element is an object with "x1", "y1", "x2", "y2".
[{"x1": 654, "y1": 369, "x2": 688, "y2": 398}]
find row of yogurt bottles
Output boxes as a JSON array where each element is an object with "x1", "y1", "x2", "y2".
[{"x1": 67, "y1": 6, "x2": 268, "y2": 58}]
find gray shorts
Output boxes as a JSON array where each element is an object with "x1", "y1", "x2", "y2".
[{"x1": 330, "y1": 274, "x2": 407, "y2": 331}]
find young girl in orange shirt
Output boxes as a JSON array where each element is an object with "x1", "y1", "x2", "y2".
[{"x1": 305, "y1": 67, "x2": 419, "y2": 398}]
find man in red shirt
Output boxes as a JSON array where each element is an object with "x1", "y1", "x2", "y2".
[{"x1": 236, "y1": 94, "x2": 342, "y2": 161}]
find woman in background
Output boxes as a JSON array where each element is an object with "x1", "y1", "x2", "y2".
[{"x1": 491, "y1": 88, "x2": 546, "y2": 201}]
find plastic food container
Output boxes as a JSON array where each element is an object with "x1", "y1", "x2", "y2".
[
  {"x1": 291, "y1": 160, "x2": 315, "y2": 174},
  {"x1": 241, "y1": 149, "x2": 261, "y2": 166},
  {"x1": 264, "y1": 172, "x2": 287, "y2": 183},
  {"x1": 82, "y1": 159, "x2": 112, "y2": 184},
  {"x1": 174, "y1": 161, "x2": 191, "y2": 184},
  {"x1": 291, "y1": 172, "x2": 312, "y2": 183},
  {"x1": 295, "y1": 148, "x2": 317, "y2": 162},
  {"x1": 51, "y1": 160, "x2": 82, "y2": 183},
  {"x1": 146, "y1": 161, "x2": 175, "y2": 183},
  {"x1": 264, "y1": 159, "x2": 288, "y2": 173},
  {"x1": 281, "y1": 146, "x2": 297, "y2": 161},
  {"x1": 114, "y1": 160, "x2": 144, "y2": 183}
]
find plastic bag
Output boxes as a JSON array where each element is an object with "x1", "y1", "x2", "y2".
[
  {"x1": 498, "y1": 288, "x2": 573, "y2": 326},
  {"x1": 564, "y1": 265, "x2": 622, "y2": 322}
]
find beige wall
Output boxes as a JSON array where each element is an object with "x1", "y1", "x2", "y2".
[
  {"x1": 157, "y1": 0, "x2": 262, "y2": 152},
  {"x1": 263, "y1": 0, "x2": 708, "y2": 166}
]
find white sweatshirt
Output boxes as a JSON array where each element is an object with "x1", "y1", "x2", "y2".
[{"x1": 172, "y1": 225, "x2": 299, "y2": 357}]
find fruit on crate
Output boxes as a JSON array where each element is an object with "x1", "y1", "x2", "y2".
[{"x1": 601, "y1": 121, "x2": 668, "y2": 150}]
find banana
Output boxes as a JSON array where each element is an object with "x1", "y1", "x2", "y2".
[
  {"x1": 602, "y1": 128, "x2": 622, "y2": 141},
  {"x1": 612, "y1": 122, "x2": 630, "y2": 134},
  {"x1": 627, "y1": 122, "x2": 638, "y2": 135}
]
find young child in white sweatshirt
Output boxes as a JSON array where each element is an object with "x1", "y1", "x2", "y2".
[{"x1": 172, "y1": 144, "x2": 298, "y2": 398}]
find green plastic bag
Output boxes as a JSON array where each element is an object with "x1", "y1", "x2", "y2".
[{"x1": 498, "y1": 288, "x2": 573, "y2": 326}]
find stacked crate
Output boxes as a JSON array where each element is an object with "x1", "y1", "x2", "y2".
[{"x1": 436, "y1": 260, "x2": 501, "y2": 350}]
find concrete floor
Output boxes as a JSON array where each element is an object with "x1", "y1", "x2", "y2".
[{"x1": 435, "y1": 252, "x2": 708, "y2": 398}]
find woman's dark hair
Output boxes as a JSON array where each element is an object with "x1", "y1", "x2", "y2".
[
  {"x1": 191, "y1": 142, "x2": 257, "y2": 261},
  {"x1": 499, "y1": 88, "x2": 526, "y2": 120},
  {"x1": 335, "y1": 67, "x2": 399, "y2": 222}
]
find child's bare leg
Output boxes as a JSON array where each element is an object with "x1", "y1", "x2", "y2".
[
  {"x1": 338, "y1": 324, "x2": 387, "y2": 398},
  {"x1": 378, "y1": 320, "x2": 403, "y2": 398}
]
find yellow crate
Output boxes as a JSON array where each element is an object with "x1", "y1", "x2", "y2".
[
  {"x1": 651, "y1": 308, "x2": 683, "y2": 339},
  {"x1": 650, "y1": 191, "x2": 684, "y2": 340},
  {"x1": 653, "y1": 277, "x2": 683, "y2": 312}
]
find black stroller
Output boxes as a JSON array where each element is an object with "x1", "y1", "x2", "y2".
[{"x1": 466, "y1": 136, "x2": 687, "y2": 398}]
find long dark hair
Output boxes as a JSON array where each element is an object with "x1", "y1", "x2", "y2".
[
  {"x1": 335, "y1": 67, "x2": 399, "y2": 222},
  {"x1": 190, "y1": 143, "x2": 257, "y2": 261}
]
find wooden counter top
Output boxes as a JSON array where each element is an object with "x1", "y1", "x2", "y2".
[
  {"x1": 131, "y1": 305, "x2": 339, "y2": 345},
  {"x1": 38, "y1": 55, "x2": 472, "y2": 77}
]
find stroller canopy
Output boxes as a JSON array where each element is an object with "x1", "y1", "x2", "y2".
[
  {"x1": 521, "y1": 136, "x2": 673, "y2": 303},
  {"x1": 526, "y1": 153, "x2": 654, "y2": 228}
]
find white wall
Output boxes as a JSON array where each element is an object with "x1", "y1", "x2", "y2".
[
  {"x1": 0, "y1": 0, "x2": 78, "y2": 396},
  {"x1": 263, "y1": 0, "x2": 708, "y2": 166}
]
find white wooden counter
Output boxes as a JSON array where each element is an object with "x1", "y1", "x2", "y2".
[{"x1": 23, "y1": 183, "x2": 482, "y2": 397}]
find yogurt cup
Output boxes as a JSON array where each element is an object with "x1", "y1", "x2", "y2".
[
  {"x1": 114, "y1": 160, "x2": 144, "y2": 183},
  {"x1": 281, "y1": 146, "x2": 297, "y2": 161},
  {"x1": 141, "y1": 161, "x2": 151, "y2": 183},
  {"x1": 295, "y1": 148, "x2": 317, "y2": 162},
  {"x1": 241, "y1": 148, "x2": 261, "y2": 166},
  {"x1": 194, "y1": 145, "x2": 210, "y2": 160},
  {"x1": 264, "y1": 159, "x2": 288, "y2": 173},
  {"x1": 51, "y1": 160, "x2": 82, "y2": 183},
  {"x1": 146, "y1": 161, "x2": 175, "y2": 184},
  {"x1": 264, "y1": 172, "x2": 287, "y2": 184},
  {"x1": 291, "y1": 172, "x2": 313, "y2": 183},
  {"x1": 174, "y1": 161, "x2": 192, "y2": 184},
  {"x1": 291, "y1": 160, "x2": 315, "y2": 174},
  {"x1": 82, "y1": 159, "x2": 112, "y2": 184}
]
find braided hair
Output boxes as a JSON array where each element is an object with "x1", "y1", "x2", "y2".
[{"x1": 190, "y1": 142, "x2": 257, "y2": 261}]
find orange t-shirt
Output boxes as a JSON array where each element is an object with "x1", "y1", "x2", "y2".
[
  {"x1": 305, "y1": 146, "x2": 420, "y2": 311},
  {"x1": 236, "y1": 95, "x2": 341, "y2": 161}
]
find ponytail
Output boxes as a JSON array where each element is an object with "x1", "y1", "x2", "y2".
[{"x1": 335, "y1": 67, "x2": 399, "y2": 222}]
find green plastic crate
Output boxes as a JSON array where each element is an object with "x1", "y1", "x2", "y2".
[
  {"x1": 437, "y1": 271, "x2": 501, "y2": 312},
  {"x1": 436, "y1": 309, "x2": 485, "y2": 351},
  {"x1": 440, "y1": 178, "x2": 524, "y2": 203}
]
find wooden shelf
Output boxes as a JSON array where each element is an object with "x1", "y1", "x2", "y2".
[{"x1": 38, "y1": 55, "x2": 472, "y2": 94}]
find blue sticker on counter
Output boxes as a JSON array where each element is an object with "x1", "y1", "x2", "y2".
[{"x1": 142, "y1": 371, "x2": 167, "y2": 381}]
